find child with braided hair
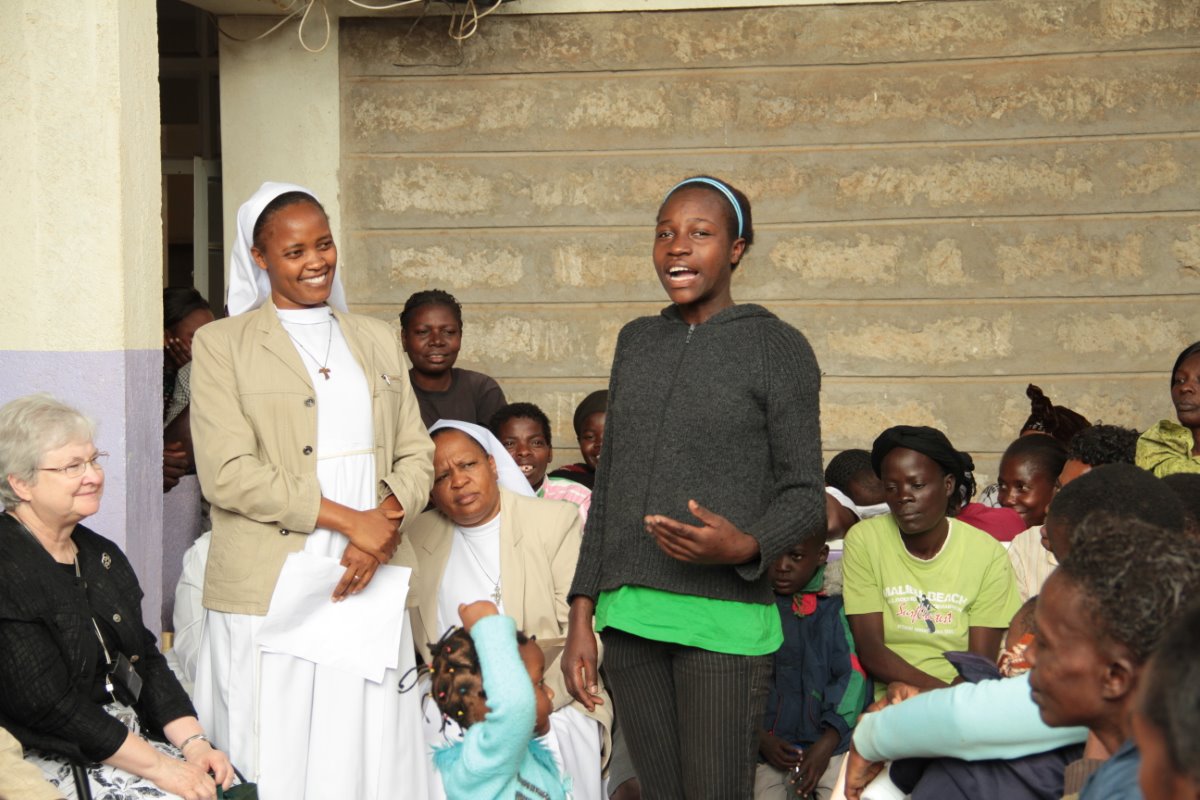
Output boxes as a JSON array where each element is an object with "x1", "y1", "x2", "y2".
[{"x1": 429, "y1": 600, "x2": 567, "y2": 800}]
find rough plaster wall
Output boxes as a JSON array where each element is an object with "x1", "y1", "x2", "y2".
[
  {"x1": 1, "y1": 0, "x2": 161, "y2": 351},
  {"x1": 339, "y1": 0, "x2": 1200, "y2": 479}
]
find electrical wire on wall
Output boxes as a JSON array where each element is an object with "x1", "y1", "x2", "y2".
[
  {"x1": 447, "y1": 0, "x2": 505, "y2": 41},
  {"x1": 212, "y1": 0, "x2": 507, "y2": 52}
]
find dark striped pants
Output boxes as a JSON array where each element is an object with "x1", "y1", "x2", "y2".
[{"x1": 600, "y1": 628, "x2": 772, "y2": 799}]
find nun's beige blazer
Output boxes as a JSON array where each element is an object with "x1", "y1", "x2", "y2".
[{"x1": 192, "y1": 299, "x2": 434, "y2": 615}]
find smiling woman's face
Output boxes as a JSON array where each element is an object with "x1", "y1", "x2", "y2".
[
  {"x1": 11, "y1": 439, "x2": 105, "y2": 526},
  {"x1": 251, "y1": 201, "x2": 337, "y2": 311},
  {"x1": 998, "y1": 455, "x2": 1058, "y2": 527}
]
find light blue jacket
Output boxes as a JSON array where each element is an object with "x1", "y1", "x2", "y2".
[
  {"x1": 434, "y1": 615, "x2": 569, "y2": 800},
  {"x1": 853, "y1": 673, "x2": 1088, "y2": 762}
]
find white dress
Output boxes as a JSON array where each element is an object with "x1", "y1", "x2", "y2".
[{"x1": 194, "y1": 306, "x2": 430, "y2": 799}]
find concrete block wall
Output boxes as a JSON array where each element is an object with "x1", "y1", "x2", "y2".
[{"x1": 339, "y1": 0, "x2": 1200, "y2": 481}]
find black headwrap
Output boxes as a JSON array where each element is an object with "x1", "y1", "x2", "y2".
[
  {"x1": 573, "y1": 390, "x2": 608, "y2": 437},
  {"x1": 1021, "y1": 384, "x2": 1090, "y2": 445},
  {"x1": 871, "y1": 425, "x2": 977, "y2": 512}
]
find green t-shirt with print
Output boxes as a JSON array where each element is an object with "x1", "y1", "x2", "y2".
[{"x1": 842, "y1": 515, "x2": 1022, "y2": 699}]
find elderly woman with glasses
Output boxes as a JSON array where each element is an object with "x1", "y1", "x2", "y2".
[{"x1": 0, "y1": 394, "x2": 233, "y2": 800}]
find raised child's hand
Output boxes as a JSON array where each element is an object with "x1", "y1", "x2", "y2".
[{"x1": 459, "y1": 601, "x2": 499, "y2": 631}]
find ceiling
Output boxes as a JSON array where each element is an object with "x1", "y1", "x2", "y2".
[{"x1": 182, "y1": 0, "x2": 864, "y2": 17}]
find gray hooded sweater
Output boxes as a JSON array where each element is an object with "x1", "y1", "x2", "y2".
[{"x1": 570, "y1": 303, "x2": 825, "y2": 606}]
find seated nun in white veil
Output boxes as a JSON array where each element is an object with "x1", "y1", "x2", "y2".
[{"x1": 407, "y1": 419, "x2": 613, "y2": 800}]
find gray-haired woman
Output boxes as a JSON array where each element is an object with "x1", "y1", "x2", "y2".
[{"x1": 0, "y1": 394, "x2": 233, "y2": 800}]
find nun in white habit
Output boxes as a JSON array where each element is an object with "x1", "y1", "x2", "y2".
[
  {"x1": 189, "y1": 182, "x2": 435, "y2": 799},
  {"x1": 412, "y1": 420, "x2": 611, "y2": 800}
]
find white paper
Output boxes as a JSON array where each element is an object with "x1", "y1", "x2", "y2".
[{"x1": 257, "y1": 551, "x2": 411, "y2": 683}]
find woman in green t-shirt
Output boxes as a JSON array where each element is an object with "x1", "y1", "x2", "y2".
[{"x1": 842, "y1": 426, "x2": 1022, "y2": 699}]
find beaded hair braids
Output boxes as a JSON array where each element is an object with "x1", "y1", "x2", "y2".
[
  {"x1": 427, "y1": 624, "x2": 532, "y2": 731},
  {"x1": 428, "y1": 627, "x2": 485, "y2": 730}
]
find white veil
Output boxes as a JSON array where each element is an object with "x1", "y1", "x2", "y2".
[
  {"x1": 226, "y1": 181, "x2": 348, "y2": 316},
  {"x1": 428, "y1": 419, "x2": 536, "y2": 498}
]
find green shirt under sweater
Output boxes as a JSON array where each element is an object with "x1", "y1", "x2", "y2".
[{"x1": 595, "y1": 586, "x2": 783, "y2": 656}]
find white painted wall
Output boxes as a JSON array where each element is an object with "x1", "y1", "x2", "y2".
[{"x1": 218, "y1": 17, "x2": 342, "y2": 294}]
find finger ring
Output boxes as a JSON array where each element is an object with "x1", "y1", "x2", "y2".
[{"x1": 353, "y1": 574, "x2": 362, "y2": 580}]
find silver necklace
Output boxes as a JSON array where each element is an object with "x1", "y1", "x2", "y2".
[
  {"x1": 285, "y1": 320, "x2": 333, "y2": 380},
  {"x1": 458, "y1": 532, "x2": 502, "y2": 605}
]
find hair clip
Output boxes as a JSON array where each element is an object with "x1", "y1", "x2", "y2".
[{"x1": 456, "y1": 710, "x2": 464, "y2": 717}]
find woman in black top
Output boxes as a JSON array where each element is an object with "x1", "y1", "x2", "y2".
[
  {"x1": 0, "y1": 394, "x2": 233, "y2": 799},
  {"x1": 401, "y1": 289, "x2": 507, "y2": 427}
]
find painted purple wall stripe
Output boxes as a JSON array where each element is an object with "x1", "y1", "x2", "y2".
[{"x1": 0, "y1": 349, "x2": 166, "y2": 633}]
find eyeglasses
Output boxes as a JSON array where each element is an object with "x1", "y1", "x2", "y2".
[{"x1": 39, "y1": 452, "x2": 108, "y2": 478}]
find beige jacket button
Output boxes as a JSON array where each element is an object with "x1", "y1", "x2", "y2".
[
  {"x1": 303, "y1": 445, "x2": 313, "y2": 455},
  {"x1": 304, "y1": 398, "x2": 315, "y2": 407}
]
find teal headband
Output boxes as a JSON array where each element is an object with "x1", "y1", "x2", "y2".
[{"x1": 664, "y1": 177, "x2": 744, "y2": 239}]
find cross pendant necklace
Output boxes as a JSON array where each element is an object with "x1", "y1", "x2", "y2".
[
  {"x1": 460, "y1": 534, "x2": 502, "y2": 606},
  {"x1": 286, "y1": 320, "x2": 334, "y2": 380}
]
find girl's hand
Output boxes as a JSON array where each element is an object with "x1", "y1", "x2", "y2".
[
  {"x1": 332, "y1": 543, "x2": 381, "y2": 601},
  {"x1": 145, "y1": 752, "x2": 218, "y2": 800},
  {"x1": 459, "y1": 600, "x2": 499, "y2": 630},
  {"x1": 562, "y1": 597, "x2": 605, "y2": 712},
  {"x1": 644, "y1": 500, "x2": 759, "y2": 565},
  {"x1": 180, "y1": 739, "x2": 235, "y2": 790},
  {"x1": 344, "y1": 507, "x2": 403, "y2": 562}
]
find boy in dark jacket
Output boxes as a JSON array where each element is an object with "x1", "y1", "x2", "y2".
[{"x1": 757, "y1": 530, "x2": 869, "y2": 799}]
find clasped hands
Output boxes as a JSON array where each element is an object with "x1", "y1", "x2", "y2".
[
  {"x1": 644, "y1": 499, "x2": 759, "y2": 565},
  {"x1": 333, "y1": 498, "x2": 405, "y2": 601}
]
